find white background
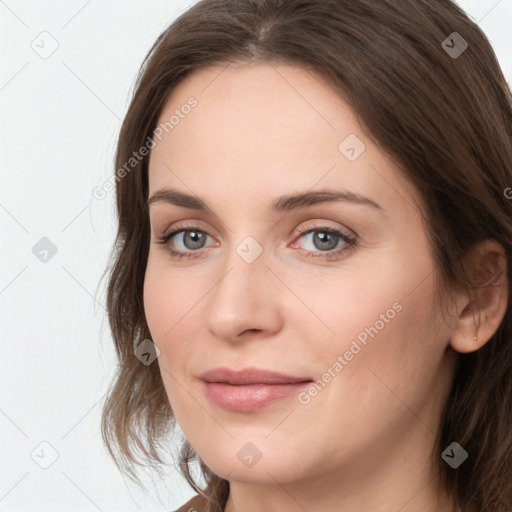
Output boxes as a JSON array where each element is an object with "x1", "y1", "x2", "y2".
[{"x1": 1, "y1": 1, "x2": 511, "y2": 511}]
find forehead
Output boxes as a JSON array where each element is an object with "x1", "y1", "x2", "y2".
[{"x1": 147, "y1": 62, "x2": 418, "y2": 214}]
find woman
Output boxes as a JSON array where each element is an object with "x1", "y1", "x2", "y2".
[{"x1": 100, "y1": 1, "x2": 512, "y2": 511}]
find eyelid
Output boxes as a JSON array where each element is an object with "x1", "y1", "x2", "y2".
[
  {"x1": 164, "y1": 226, "x2": 219, "y2": 249},
  {"x1": 161, "y1": 219, "x2": 219, "y2": 240},
  {"x1": 292, "y1": 219, "x2": 357, "y2": 240}
]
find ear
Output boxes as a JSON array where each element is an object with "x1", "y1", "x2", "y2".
[{"x1": 449, "y1": 239, "x2": 508, "y2": 354}]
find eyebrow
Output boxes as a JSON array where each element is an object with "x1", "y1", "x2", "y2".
[{"x1": 147, "y1": 188, "x2": 383, "y2": 213}]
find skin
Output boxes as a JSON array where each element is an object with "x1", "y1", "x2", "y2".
[{"x1": 143, "y1": 62, "x2": 508, "y2": 512}]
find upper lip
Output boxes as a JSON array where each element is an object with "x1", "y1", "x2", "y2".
[{"x1": 199, "y1": 367, "x2": 313, "y2": 385}]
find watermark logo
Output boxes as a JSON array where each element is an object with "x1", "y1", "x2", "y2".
[
  {"x1": 442, "y1": 32, "x2": 468, "y2": 59},
  {"x1": 442, "y1": 442, "x2": 468, "y2": 468},
  {"x1": 31, "y1": 31, "x2": 59, "y2": 60},
  {"x1": 338, "y1": 133, "x2": 366, "y2": 162},
  {"x1": 134, "y1": 338, "x2": 160, "y2": 365},
  {"x1": 32, "y1": 237, "x2": 58, "y2": 263},
  {"x1": 236, "y1": 236, "x2": 263, "y2": 263},
  {"x1": 31, "y1": 441, "x2": 59, "y2": 469},
  {"x1": 237, "y1": 442, "x2": 262, "y2": 468}
]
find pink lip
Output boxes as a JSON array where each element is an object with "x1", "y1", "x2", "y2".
[{"x1": 199, "y1": 367, "x2": 313, "y2": 412}]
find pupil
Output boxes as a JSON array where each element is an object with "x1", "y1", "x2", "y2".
[
  {"x1": 185, "y1": 231, "x2": 204, "y2": 249},
  {"x1": 314, "y1": 232, "x2": 337, "y2": 251}
]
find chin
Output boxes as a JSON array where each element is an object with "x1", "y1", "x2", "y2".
[{"x1": 193, "y1": 438, "x2": 311, "y2": 485}]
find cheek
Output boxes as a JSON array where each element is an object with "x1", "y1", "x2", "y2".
[
  {"x1": 143, "y1": 261, "x2": 198, "y2": 419},
  {"x1": 144, "y1": 254, "x2": 197, "y2": 339},
  {"x1": 285, "y1": 254, "x2": 430, "y2": 356},
  {"x1": 294, "y1": 240, "x2": 441, "y2": 399},
  {"x1": 143, "y1": 255, "x2": 210, "y2": 382},
  {"x1": 143, "y1": 261, "x2": 168, "y2": 341},
  {"x1": 312, "y1": 269, "x2": 441, "y2": 421}
]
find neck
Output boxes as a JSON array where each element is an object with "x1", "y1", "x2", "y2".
[{"x1": 224, "y1": 470, "x2": 456, "y2": 512}]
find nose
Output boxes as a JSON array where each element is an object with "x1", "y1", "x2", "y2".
[{"x1": 203, "y1": 244, "x2": 283, "y2": 342}]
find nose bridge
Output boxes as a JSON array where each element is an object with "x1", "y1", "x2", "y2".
[
  {"x1": 203, "y1": 235, "x2": 280, "y2": 339},
  {"x1": 217, "y1": 233, "x2": 268, "y2": 294}
]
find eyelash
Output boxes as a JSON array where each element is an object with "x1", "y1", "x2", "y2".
[{"x1": 154, "y1": 224, "x2": 358, "y2": 261}]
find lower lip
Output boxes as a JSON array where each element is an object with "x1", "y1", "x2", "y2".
[{"x1": 202, "y1": 381, "x2": 311, "y2": 412}]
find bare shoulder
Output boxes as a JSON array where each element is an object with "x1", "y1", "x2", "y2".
[{"x1": 173, "y1": 493, "x2": 210, "y2": 512}]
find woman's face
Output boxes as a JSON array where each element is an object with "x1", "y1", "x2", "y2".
[{"x1": 144, "y1": 63, "x2": 457, "y2": 490}]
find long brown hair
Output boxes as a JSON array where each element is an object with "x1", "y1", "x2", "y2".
[{"x1": 100, "y1": 1, "x2": 512, "y2": 510}]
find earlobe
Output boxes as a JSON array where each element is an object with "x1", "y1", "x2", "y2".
[{"x1": 449, "y1": 240, "x2": 508, "y2": 354}]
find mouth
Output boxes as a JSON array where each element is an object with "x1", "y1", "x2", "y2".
[{"x1": 199, "y1": 367, "x2": 313, "y2": 412}]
